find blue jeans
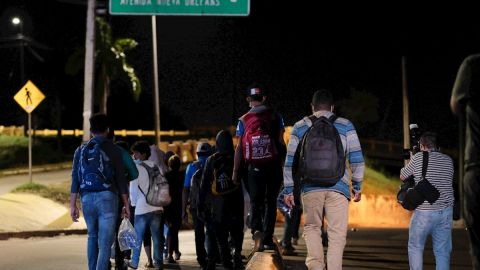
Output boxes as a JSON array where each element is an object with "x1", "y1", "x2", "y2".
[
  {"x1": 408, "y1": 207, "x2": 453, "y2": 270},
  {"x1": 81, "y1": 191, "x2": 118, "y2": 270},
  {"x1": 131, "y1": 211, "x2": 164, "y2": 268}
]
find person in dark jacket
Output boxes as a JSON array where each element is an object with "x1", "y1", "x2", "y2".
[
  {"x1": 199, "y1": 130, "x2": 245, "y2": 270},
  {"x1": 165, "y1": 154, "x2": 184, "y2": 263}
]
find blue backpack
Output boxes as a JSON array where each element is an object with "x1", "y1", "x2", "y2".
[{"x1": 79, "y1": 139, "x2": 113, "y2": 191}]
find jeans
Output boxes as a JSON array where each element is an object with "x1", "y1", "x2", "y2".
[
  {"x1": 247, "y1": 163, "x2": 282, "y2": 243},
  {"x1": 408, "y1": 207, "x2": 453, "y2": 270},
  {"x1": 81, "y1": 190, "x2": 118, "y2": 270},
  {"x1": 131, "y1": 212, "x2": 164, "y2": 268}
]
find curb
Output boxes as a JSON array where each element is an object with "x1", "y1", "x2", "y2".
[
  {"x1": 0, "y1": 163, "x2": 72, "y2": 177},
  {"x1": 0, "y1": 229, "x2": 87, "y2": 241}
]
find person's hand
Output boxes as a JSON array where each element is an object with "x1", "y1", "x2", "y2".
[
  {"x1": 70, "y1": 205, "x2": 80, "y2": 222},
  {"x1": 352, "y1": 190, "x2": 362, "y2": 202},
  {"x1": 284, "y1": 194, "x2": 295, "y2": 209},
  {"x1": 122, "y1": 205, "x2": 131, "y2": 219}
]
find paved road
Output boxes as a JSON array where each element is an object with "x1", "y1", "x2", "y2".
[
  {"x1": 0, "y1": 169, "x2": 71, "y2": 195},
  {"x1": 283, "y1": 228, "x2": 472, "y2": 270},
  {"x1": 0, "y1": 227, "x2": 472, "y2": 270},
  {"x1": 0, "y1": 229, "x2": 245, "y2": 270}
]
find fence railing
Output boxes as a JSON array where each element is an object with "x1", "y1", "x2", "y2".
[
  {"x1": 1, "y1": 125, "x2": 458, "y2": 164},
  {"x1": 0, "y1": 125, "x2": 190, "y2": 137}
]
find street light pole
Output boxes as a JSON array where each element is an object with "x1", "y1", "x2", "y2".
[{"x1": 13, "y1": 16, "x2": 32, "y2": 183}]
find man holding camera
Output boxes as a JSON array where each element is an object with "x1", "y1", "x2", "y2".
[{"x1": 400, "y1": 132, "x2": 454, "y2": 270}]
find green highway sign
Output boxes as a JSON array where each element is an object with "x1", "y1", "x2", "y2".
[{"x1": 110, "y1": 0, "x2": 250, "y2": 16}]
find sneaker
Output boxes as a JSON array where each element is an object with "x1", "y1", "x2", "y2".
[
  {"x1": 167, "y1": 256, "x2": 176, "y2": 264},
  {"x1": 263, "y1": 239, "x2": 275, "y2": 251},
  {"x1": 125, "y1": 260, "x2": 138, "y2": 269},
  {"x1": 233, "y1": 253, "x2": 244, "y2": 270},
  {"x1": 281, "y1": 245, "x2": 296, "y2": 256},
  {"x1": 174, "y1": 251, "x2": 181, "y2": 261},
  {"x1": 252, "y1": 231, "x2": 264, "y2": 252},
  {"x1": 291, "y1": 237, "x2": 298, "y2": 245},
  {"x1": 144, "y1": 261, "x2": 154, "y2": 268}
]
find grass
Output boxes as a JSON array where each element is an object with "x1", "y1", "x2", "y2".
[
  {"x1": 0, "y1": 135, "x2": 28, "y2": 146},
  {"x1": 362, "y1": 166, "x2": 401, "y2": 196},
  {"x1": 12, "y1": 181, "x2": 71, "y2": 206}
]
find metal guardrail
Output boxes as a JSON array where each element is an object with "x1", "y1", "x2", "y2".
[{"x1": 0, "y1": 126, "x2": 189, "y2": 137}]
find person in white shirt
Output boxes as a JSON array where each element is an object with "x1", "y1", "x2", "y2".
[{"x1": 127, "y1": 141, "x2": 164, "y2": 270}]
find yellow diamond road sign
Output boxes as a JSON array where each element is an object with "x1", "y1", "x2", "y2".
[{"x1": 13, "y1": 80, "x2": 45, "y2": 113}]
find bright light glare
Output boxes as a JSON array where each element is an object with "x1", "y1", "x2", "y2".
[{"x1": 12, "y1": 17, "x2": 21, "y2": 25}]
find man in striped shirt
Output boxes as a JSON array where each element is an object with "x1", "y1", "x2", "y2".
[
  {"x1": 400, "y1": 132, "x2": 454, "y2": 270},
  {"x1": 283, "y1": 89, "x2": 364, "y2": 270}
]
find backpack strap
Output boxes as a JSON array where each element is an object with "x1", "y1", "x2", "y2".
[
  {"x1": 422, "y1": 151, "x2": 429, "y2": 179},
  {"x1": 138, "y1": 162, "x2": 152, "y2": 197}
]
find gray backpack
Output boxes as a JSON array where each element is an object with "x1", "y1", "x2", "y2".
[
  {"x1": 139, "y1": 162, "x2": 171, "y2": 207},
  {"x1": 297, "y1": 115, "x2": 345, "y2": 186}
]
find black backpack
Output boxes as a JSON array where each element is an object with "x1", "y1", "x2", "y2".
[
  {"x1": 189, "y1": 161, "x2": 203, "y2": 209},
  {"x1": 211, "y1": 153, "x2": 239, "y2": 196},
  {"x1": 297, "y1": 115, "x2": 345, "y2": 186}
]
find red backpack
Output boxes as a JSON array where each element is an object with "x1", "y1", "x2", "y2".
[{"x1": 241, "y1": 110, "x2": 278, "y2": 165}]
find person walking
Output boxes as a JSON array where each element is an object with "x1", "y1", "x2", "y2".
[
  {"x1": 70, "y1": 113, "x2": 130, "y2": 270},
  {"x1": 233, "y1": 85, "x2": 286, "y2": 250},
  {"x1": 200, "y1": 130, "x2": 244, "y2": 270},
  {"x1": 127, "y1": 141, "x2": 165, "y2": 270},
  {"x1": 451, "y1": 54, "x2": 480, "y2": 270},
  {"x1": 283, "y1": 89, "x2": 364, "y2": 270}
]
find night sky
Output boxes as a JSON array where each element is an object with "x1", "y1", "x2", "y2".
[{"x1": 1, "y1": 1, "x2": 478, "y2": 149}]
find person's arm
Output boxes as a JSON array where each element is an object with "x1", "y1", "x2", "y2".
[
  {"x1": 111, "y1": 147, "x2": 130, "y2": 217},
  {"x1": 400, "y1": 153, "x2": 418, "y2": 181},
  {"x1": 345, "y1": 121, "x2": 365, "y2": 202},
  {"x1": 283, "y1": 121, "x2": 306, "y2": 208},
  {"x1": 70, "y1": 147, "x2": 81, "y2": 221},
  {"x1": 232, "y1": 120, "x2": 244, "y2": 184},
  {"x1": 451, "y1": 56, "x2": 473, "y2": 115},
  {"x1": 182, "y1": 163, "x2": 195, "y2": 222},
  {"x1": 122, "y1": 149, "x2": 139, "y2": 181}
]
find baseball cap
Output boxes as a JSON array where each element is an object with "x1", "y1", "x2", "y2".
[
  {"x1": 247, "y1": 87, "x2": 265, "y2": 97},
  {"x1": 196, "y1": 142, "x2": 212, "y2": 154}
]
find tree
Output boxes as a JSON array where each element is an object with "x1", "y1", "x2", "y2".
[{"x1": 65, "y1": 17, "x2": 141, "y2": 114}]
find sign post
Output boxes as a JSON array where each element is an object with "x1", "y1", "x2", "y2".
[{"x1": 13, "y1": 80, "x2": 45, "y2": 183}]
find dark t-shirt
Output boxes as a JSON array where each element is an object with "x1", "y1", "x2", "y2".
[{"x1": 452, "y1": 54, "x2": 480, "y2": 169}]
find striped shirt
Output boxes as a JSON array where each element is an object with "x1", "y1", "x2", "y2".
[
  {"x1": 400, "y1": 151, "x2": 454, "y2": 210},
  {"x1": 283, "y1": 110, "x2": 365, "y2": 199}
]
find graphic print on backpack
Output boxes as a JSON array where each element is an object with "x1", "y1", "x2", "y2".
[
  {"x1": 139, "y1": 163, "x2": 171, "y2": 207},
  {"x1": 241, "y1": 111, "x2": 278, "y2": 165},
  {"x1": 211, "y1": 154, "x2": 239, "y2": 196},
  {"x1": 299, "y1": 115, "x2": 345, "y2": 187},
  {"x1": 79, "y1": 140, "x2": 113, "y2": 191}
]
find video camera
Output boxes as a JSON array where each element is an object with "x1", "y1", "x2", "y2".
[{"x1": 403, "y1": 124, "x2": 422, "y2": 160}]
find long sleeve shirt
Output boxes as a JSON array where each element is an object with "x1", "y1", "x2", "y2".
[{"x1": 283, "y1": 111, "x2": 365, "y2": 199}]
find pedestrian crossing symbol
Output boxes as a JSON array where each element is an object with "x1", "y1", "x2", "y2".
[{"x1": 13, "y1": 80, "x2": 45, "y2": 113}]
